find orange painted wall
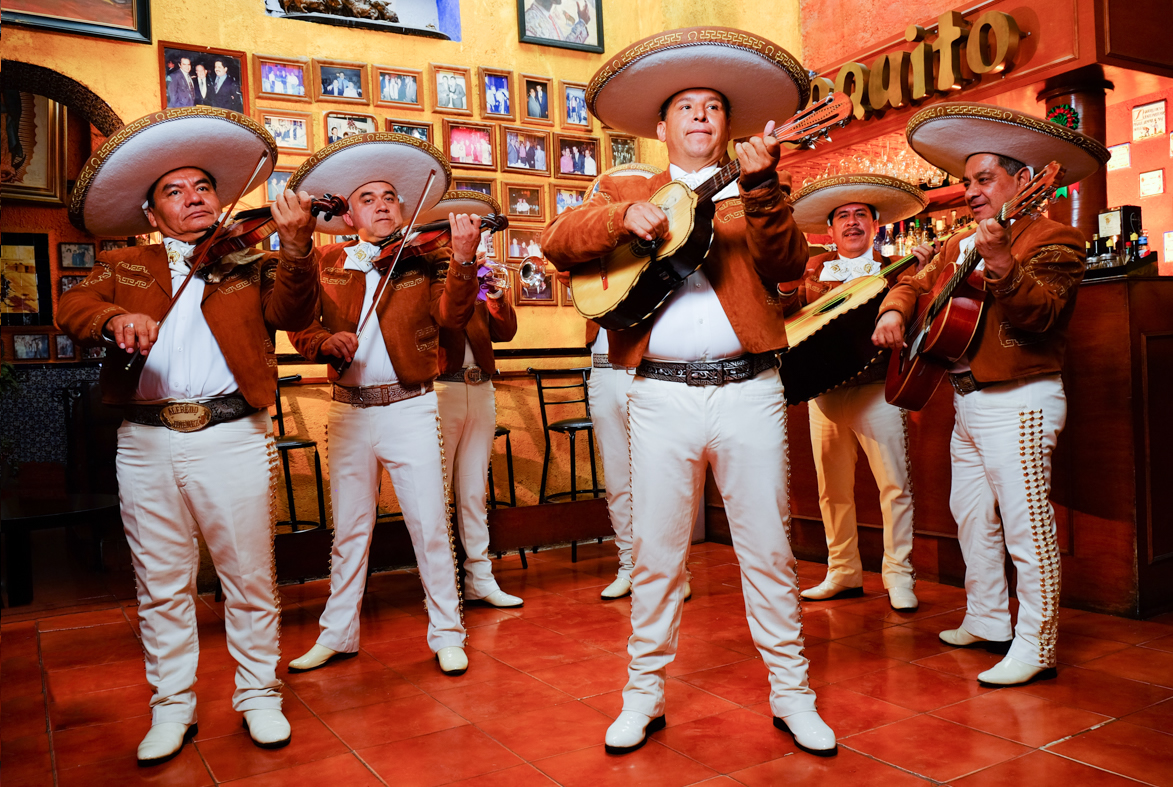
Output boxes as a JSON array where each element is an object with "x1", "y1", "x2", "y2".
[{"x1": 1106, "y1": 88, "x2": 1172, "y2": 273}]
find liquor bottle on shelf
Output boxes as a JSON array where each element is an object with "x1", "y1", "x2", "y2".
[
  {"x1": 895, "y1": 222, "x2": 907, "y2": 257},
  {"x1": 873, "y1": 224, "x2": 885, "y2": 256},
  {"x1": 1138, "y1": 232, "x2": 1150, "y2": 259},
  {"x1": 881, "y1": 224, "x2": 896, "y2": 257}
]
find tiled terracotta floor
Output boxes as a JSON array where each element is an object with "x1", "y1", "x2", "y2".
[{"x1": 4, "y1": 541, "x2": 1173, "y2": 786}]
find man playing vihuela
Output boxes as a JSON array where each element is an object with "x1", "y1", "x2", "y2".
[
  {"x1": 873, "y1": 103, "x2": 1109, "y2": 686},
  {"x1": 780, "y1": 175, "x2": 926, "y2": 611},
  {"x1": 427, "y1": 191, "x2": 524, "y2": 609},
  {"x1": 57, "y1": 107, "x2": 322, "y2": 764},
  {"x1": 543, "y1": 27, "x2": 836, "y2": 756},
  {"x1": 285, "y1": 133, "x2": 481, "y2": 677}
]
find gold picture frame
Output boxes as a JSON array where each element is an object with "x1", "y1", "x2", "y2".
[{"x1": 1, "y1": 93, "x2": 68, "y2": 205}]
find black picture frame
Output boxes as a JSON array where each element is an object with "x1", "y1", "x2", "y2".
[
  {"x1": 1, "y1": 232, "x2": 53, "y2": 326},
  {"x1": 517, "y1": 0, "x2": 603, "y2": 54},
  {"x1": 2, "y1": 0, "x2": 152, "y2": 44}
]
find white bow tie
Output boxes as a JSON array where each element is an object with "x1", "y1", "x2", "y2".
[
  {"x1": 820, "y1": 254, "x2": 879, "y2": 283},
  {"x1": 342, "y1": 241, "x2": 380, "y2": 273},
  {"x1": 163, "y1": 238, "x2": 196, "y2": 275}
]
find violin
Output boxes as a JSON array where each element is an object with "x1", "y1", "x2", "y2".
[
  {"x1": 191, "y1": 193, "x2": 349, "y2": 268},
  {"x1": 369, "y1": 212, "x2": 509, "y2": 272}
]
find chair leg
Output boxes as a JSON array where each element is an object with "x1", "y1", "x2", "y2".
[
  {"x1": 587, "y1": 426, "x2": 600, "y2": 498},
  {"x1": 487, "y1": 457, "x2": 497, "y2": 510},
  {"x1": 505, "y1": 433, "x2": 516, "y2": 508},
  {"x1": 313, "y1": 449, "x2": 326, "y2": 528},
  {"x1": 539, "y1": 435, "x2": 553, "y2": 504},
  {"x1": 571, "y1": 540, "x2": 577, "y2": 563},
  {"x1": 281, "y1": 449, "x2": 298, "y2": 532},
  {"x1": 568, "y1": 430, "x2": 578, "y2": 503},
  {"x1": 519, "y1": 547, "x2": 528, "y2": 569}
]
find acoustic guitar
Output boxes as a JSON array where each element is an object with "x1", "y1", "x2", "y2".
[
  {"x1": 569, "y1": 93, "x2": 854, "y2": 331},
  {"x1": 884, "y1": 161, "x2": 1064, "y2": 411}
]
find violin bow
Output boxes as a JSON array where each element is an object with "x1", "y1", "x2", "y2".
[
  {"x1": 338, "y1": 168, "x2": 438, "y2": 374},
  {"x1": 123, "y1": 151, "x2": 271, "y2": 371}
]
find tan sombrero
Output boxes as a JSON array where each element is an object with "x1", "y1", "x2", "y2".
[
  {"x1": 906, "y1": 102, "x2": 1110, "y2": 185},
  {"x1": 69, "y1": 107, "x2": 277, "y2": 237},
  {"x1": 288, "y1": 132, "x2": 452, "y2": 234},
  {"x1": 586, "y1": 27, "x2": 809, "y2": 140},
  {"x1": 791, "y1": 174, "x2": 927, "y2": 234},
  {"x1": 416, "y1": 190, "x2": 501, "y2": 225},
  {"x1": 586, "y1": 162, "x2": 663, "y2": 201}
]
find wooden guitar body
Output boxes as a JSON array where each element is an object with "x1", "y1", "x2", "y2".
[{"x1": 570, "y1": 180, "x2": 714, "y2": 331}]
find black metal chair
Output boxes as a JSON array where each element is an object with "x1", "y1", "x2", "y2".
[
  {"x1": 273, "y1": 375, "x2": 327, "y2": 532},
  {"x1": 487, "y1": 424, "x2": 517, "y2": 510},
  {"x1": 526, "y1": 367, "x2": 601, "y2": 505}
]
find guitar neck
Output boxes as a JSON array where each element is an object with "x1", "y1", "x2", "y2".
[{"x1": 690, "y1": 112, "x2": 822, "y2": 202}]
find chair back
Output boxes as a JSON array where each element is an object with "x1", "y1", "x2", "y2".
[
  {"x1": 273, "y1": 374, "x2": 302, "y2": 437},
  {"x1": 525, "y1": 367, "x2": 591, "y2": 431}
]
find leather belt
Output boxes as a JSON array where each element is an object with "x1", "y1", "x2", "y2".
[
  {"x1": 124, "y1": 392, "x2": 257, "y2": 433},
  {"x1": 333, "y1": 381, "x2": 433, "y2": 407},
  {"x1": 592, "y1": 353, "x2": 611, "y2": 369},
  {"x1": 949, "y1": 371, "x2": 990, "y2": 396},
  {"x1": 436, "y1": 365, "x2": 490, "y2": 385},
  {"x1": 637, "y1": 353, "x2": 778, "y2": 387}
]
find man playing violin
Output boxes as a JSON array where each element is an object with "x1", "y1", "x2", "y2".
[
  {"x1": 542, "y1": 29, "x2": 836, "y2": 756},
  {"x1": 286, "y1": 135, "x2": 481, "y2": 678},
  {"x1": 872, "y1": 103, "x2": 1109, "y2": 687},
  {"x1": 57, "y1": 108, "x2": 321, "y2": 764}
]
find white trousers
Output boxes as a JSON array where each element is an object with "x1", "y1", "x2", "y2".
[
  {"x1": 435, "y1": 380, "x2": 500, "y2": 599},
  {"x1": 808, "y1": 382, "x2": 915, "y2": 590},
  {"x1": 116, "y1": 411, "x2": 282, "y2": 725},
  {"x1": 624, "y1": 369, "x2": 816, "y2": 719},
  {"x1": 950, "y1": 374, "x2": 1066, "y2": 668},
  {"x1": 587, "y1": 365, "x2": 635, "y2": 579},
  {"x1": 318, "y1": 394, "x2": 465, "y2": 653}
]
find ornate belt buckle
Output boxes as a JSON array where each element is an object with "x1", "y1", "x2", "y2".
[
  {"x1": 685, "y1": 364, "x2": 720, "y2": 386},
  {"x1": 464, "y1": 366, "x2": 484, "y2": 385},
  {"x1": 950, "y1": 374, "x2": 977, "y2": 396},
  {"x1": 159, "y1": 401, "x2": 213, "y2": 432}
]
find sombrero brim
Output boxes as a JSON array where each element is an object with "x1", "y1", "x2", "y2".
[
  {"x1": 587, "y1": 27, "x2": 809, "y2": 139},
  {"x1": 791, "y1": 174, "x2": 927, "y2": 233},
  {"x1": 69, "y1": 107, "x2": 276, "y2": 237},
  {"x1": 907, "y1": 102, "x2": 1110, "y2": 184},
  {"x1": 289, "y1": 132, "x2": 451, "y2": 234},
  {"x1": 417, "y1": 190, "x2": 501, "y2": 225}
]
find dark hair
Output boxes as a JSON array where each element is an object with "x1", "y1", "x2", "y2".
[
  {"x1": 658, "y1": 89, "x2": 731, "y2": 121},
  {"x1": 966, "y1": 152, "x2": 1028, "y2": 176},
  {"x1": 828, "y1": 204, "x2": 879, "y2": 224},
  {"x1": 145, "y1": 169, "x2": 218, "y2": 208}
]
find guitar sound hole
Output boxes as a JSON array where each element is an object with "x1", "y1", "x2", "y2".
[
  {"x1": 631, "y1": 238, "x2": 660, "y2": 258},
  {"x1": 816, "y1": 294, "x2": 848, "y2": 315}
]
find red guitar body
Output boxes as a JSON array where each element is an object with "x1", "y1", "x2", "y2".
[{"x1": 885, "y1": 266, "x2": 986, "y2": 410}]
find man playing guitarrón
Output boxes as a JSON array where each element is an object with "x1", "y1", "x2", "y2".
[
  {"x1": 873, "y1": 103, "x2": 1109, "y2": 686},
  {"x1": 58, "y1": 107, "x2": 322, "y2": 763},
  {"x1": 543, "y1": 27, "x2": 836, "y2": 756},
  {"x1": 782, "y1": 175, "x2": 926, "y2": 611}
]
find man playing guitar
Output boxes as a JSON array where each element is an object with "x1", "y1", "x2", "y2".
[
  {"x1": 543, "y1": 27, "x2": 836, "y2": 756},
  {"x1": 873, "y1": 103, "x2": 1109, "y2": 686}
]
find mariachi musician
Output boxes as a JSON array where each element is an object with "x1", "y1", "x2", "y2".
[
  {"x1": 429, "y1": 191, "x2": 523, "y2": 609},
  {"x1": 543, "y1": 28, "x2": 836, "y2": 756},
  {"x1": 873, "y1": 103, "x2": 1109, "y2": 686},
  {"x1": 781, "y1": 175, "x2": 926, "y2": 611},
  {"x1": 285, "y1": 133, "x2": 480, "y2": 677},
  {"x1": 57, "y1": 107, "x2": 321, "y2": 762}
]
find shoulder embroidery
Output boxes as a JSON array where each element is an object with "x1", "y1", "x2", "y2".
[
  {"x1": 393, "y1": 275, "x2": 426, "y2": 290},
  {"x1": 415, "y1": 325, "x2": 438, "y2": 340}
]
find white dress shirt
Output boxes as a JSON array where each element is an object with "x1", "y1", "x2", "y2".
[
  {"x1": 644, "y1": 164, "x2": 743, "y2": 362},
  {"x1": 820, "y1": 252, "x2": 880, "y2": 282},
  {"x1": 337, "y1": 243, "x2": 398, "y2": 386},
  {"x1": 135, "y1": 239, "x2": 238, "y2": 402}
]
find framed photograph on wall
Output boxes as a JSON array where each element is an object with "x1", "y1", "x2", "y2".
[
  {"x1": 258, "y1": 108, "x2": 312, "y2": 154},
  {"x1": 517, "y1": 0, "x2": 603, "y2": 54},
  {"x1": 313, "y1": 59, "x2": 369, "y2": 104},
  {"x1": 431, "y1": 64, "x2": 473, "y2": 115},
  {"x1": 324, "y1": 112, "x2": 378, "y2": 144},
  {"x1": 263, "y1": 168, "x2": 294, "y2": 203},
  {"x1": 505, "y1": 226, "x2": 544, "y2": 261},
  {"x1": 560, "y1": 80, "x2": 591, "y2": 130},
  {"x1": 386, "y1": 118, "x2": 433, "y2": 144},
  {"x1": 2, "y1": 0, "x2": 152, "y2": 44},
  {"x1": 160, "y1": 42, "x2": 247, "y2": 112},
  {"x1": 479, "y1": 67, "x2": 515, "y2": 121},
  {"x1": 560, "y1": 278, "x2": 574, "y2": 307},
  {"x1": 554, "y1": 133, "x2": 600, "y2": 179},
  {"x1": 101, "y1": 239, "x2": 132, "y2": 252},
  {"x1": 254, "y1": 54, "x2": 309, "y2": 102},
  {"x1": 375, "y1": 66, "x2": 424, "y2": 110},
  {"x1": 59, "y1": 242, "x2": 96, "y2": 269},
  {"x1": 443, "y1": 119, "x2": 496, "y2": 170},
  {"x1": 605, "y1": 132, "x2": 639, "y2": 168},
  {"x1": 12, "y1": 333, "x2": 51, "y2": 361},
  {"x1": 550, "y1": 183, "x2": 587, "y2": 215},
  {"x1": 501, "y1": 126, "x2": 551, "y2": 176},
  {"x1": 514, "y1": 258, "x2": 556, "y2": 306},
  {"x1": 520, "y1": 74, "x2": 553, "y2": 125},
  {"x1": 453, "y1": 178, "x2": 496, "y2": 200},
  {"x1": 59, "y1": 275, "x2": 87, "y2": 296},
  {"x1": 55, "y1": 333, "x2": 77, "y2": 361},
  {"x1": 1, "y1": 93, "x2": 68, "y2": 205},
  {"x1": 504, "y1": 182, "x2": 545, "y2": 220},
  {"x1": 1, "y1": 232, "x2": 52, "y2": 326}
]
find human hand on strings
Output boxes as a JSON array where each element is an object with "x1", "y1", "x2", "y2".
[
  {"x1": 450, "y1": 213, "x2": 483, "y2": 264},
  {"x1": 911, "y1": 240, "x2": 941, "y2": 270},
  {"x1": 321, "y1": 331, "x2": 359, "y2": 363},
  {"x1": 974, "y1": 217, "x2": 1013, "y2": 277},
  {"x1": 106, "y1": 313, "x2": 159, "y2": 355},
  {"x1": 623, "y1": 202, "x2": 669, "y2": 242},
  {"x1": 872, "y1": 311, "x2": 906, "y2": 350},
  {"x1": 736, "y1": 120, "x2": 780, "y2": 190},
  {"x1": 273, "y1": 189, "x2": 316, "y2": 259}
]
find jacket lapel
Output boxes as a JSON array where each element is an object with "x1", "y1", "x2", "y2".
[{"x1": 145, "y1": 245, "x2": 174, "y2": 299}]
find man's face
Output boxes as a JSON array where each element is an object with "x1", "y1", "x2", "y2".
[
  {"x1": 829, "y1": 202, "x2": 877, "y2": 257},
  {"x1": 344, "y1": 181, "x2": 404, "y2": 242},
  {"x1": 179, "y1": 58, "x2": 191, "y2": 74},
  {"x1": 962, "y1": 153, "x2": 1032, "y2": 222},
  {"x1": 146, "y1": 167, "x2": 221, "y2": 240},
  {"x1": 195, "y1": 64, "x2": 207, "y2": 79},
  {"x1": 214, "y1": 61, "x2": 227, "y2": 77},
  {"x1": 656, "y1": 89, "x2": 729, "y2": 168}
]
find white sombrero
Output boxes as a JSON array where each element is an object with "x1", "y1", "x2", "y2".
[
  {"x1": 69, "y1": 107, "x2": 277, "y2": 237},
  {"x1": 586, "y1": 27, "x2": 809, "y2": 140},
  {"x1": 906, "y1": 102, "x2": 1110, "y2": 185},
  {"x1": 288, "y1": 132, "x2": 451, "y2": 234},
  {"x1": 791, "y1": 173, "x2": 927, "y2": 233},
  {"x1": 416, "y1": 190, "x2": 501, "y2": 224}
]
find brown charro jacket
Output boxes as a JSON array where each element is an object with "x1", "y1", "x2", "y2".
[
  {"x1": 56, "y1": 244, "x2": 320, "y2": 408},
  {"x1": 877, "y1": 214, "x2": 1086, "y2": 383},
  {"x1": 288, "y1": 240, "x2": 477, "y2": 385},
  {"x1": 437, "y1": 295, "x2": 518, "y2": 375},
  {"x1": 541, "y1": 169, "x2": 808, "y2": 368},
  {"x1": 584, "y1": 319, "x2": 601, "y2": 348}
]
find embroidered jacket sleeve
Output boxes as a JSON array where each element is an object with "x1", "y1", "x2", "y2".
[
  {"x1": 260, "y1": 246, "x2": 321, "y2": 332},
  {"x1": 486, "y1": 292, "x2": 518, "y2": 342},
  {"x1": 981, "y1": 224, "x2": 1085, "y2": 333},
  {"x1": 879, "y1": 245, "x2": 950, "y2": 324},
  {"x1": 541, "y1": 174, "x2": 644, "y2": 269},
  {"x1": 55, "y1": 254, "x2": 128, "y2": 345},
  {"x1": 738, "y1": 178, "x2": 808, "y2": 283},
  {"x1": 430, "y1": 246, "x2": 478, "y2": 330}
]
